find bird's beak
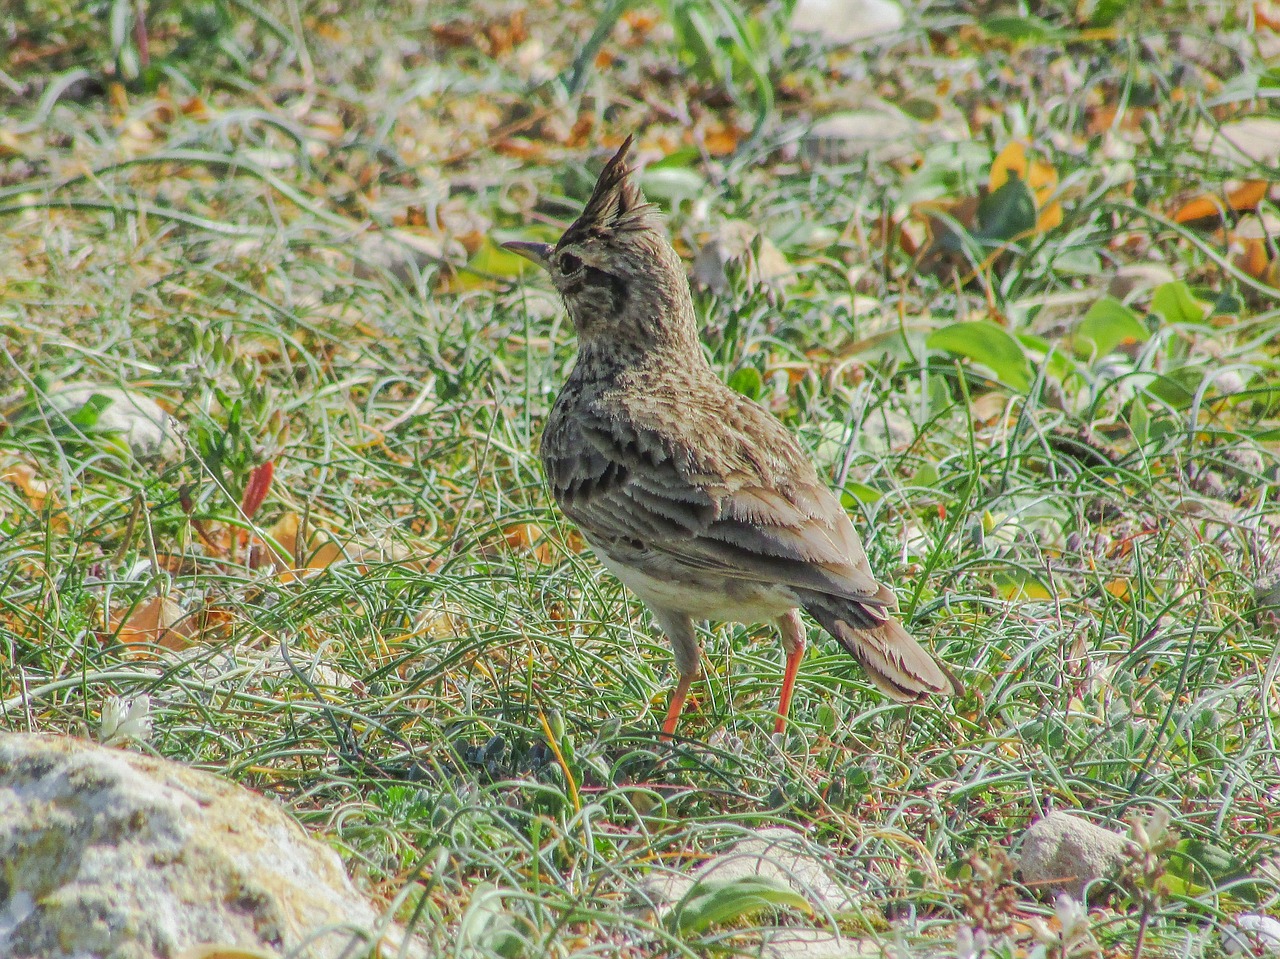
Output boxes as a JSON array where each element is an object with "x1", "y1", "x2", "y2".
[{"x1": 501, "y1": 240, "x2": 555, "y2": 273}]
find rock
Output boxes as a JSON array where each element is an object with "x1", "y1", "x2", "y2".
[
  {"x1": 1224, "y1": 914, "x2": 1280, "y2": 955},
  {"x1": 1017, "y1": 811, "x2": 1128, "y2": 900},
  {"x1": 0, "y1": 733, "x2": 424, "y2": 959},
  {"x1": 636, "y1": 827, "x2": 859, "y2": 917},
  {"x1": 802, "y1": 102, "x2": 969, "y2": 165},
  {"x1": 47, "y1": 385, "x2": 178, "y2": 459},
  {"x1": 792, "y1": 0, "x2": 904, "y2": 43}
]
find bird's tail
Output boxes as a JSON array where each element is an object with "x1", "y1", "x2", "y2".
[{"x1": 802, "y1": 597, "x2": 963, "y2": 701}]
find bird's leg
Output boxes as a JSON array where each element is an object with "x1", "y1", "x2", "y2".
[
  {"x1": 775, "y1": 609, "x2": 807, "y2": 734},
  {"x1": 654, "y1": 609, "x2": 700, "y2": 741},
  {"x1": 661, "y1": 670, "x2": 697, "y2": 740}
]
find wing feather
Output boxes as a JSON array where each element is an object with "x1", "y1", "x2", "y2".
[{"x1": 542, "y1": 387, "x2": 886, "y2": 605}]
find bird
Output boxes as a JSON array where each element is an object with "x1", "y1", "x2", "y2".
[{"x1": 503, "y1": 136, "x2": 962, "y2": 738}]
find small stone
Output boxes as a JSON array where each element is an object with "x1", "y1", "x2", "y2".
[
  {"x1": 1224, "y1": 914, "x2": 1280, "y2": 955},
  {"x1": 636, "y1": 827, "x2": 859, "y2": 917},
  {"x1": 792, "y1": 0, "x2": 905, "y2": 43},
  {"x1": 1017, "y1": 811, "x2": 1128, "y2": 900},
  {"x1": 47, "y1": 385, "x2": 178, "y2": 459}
]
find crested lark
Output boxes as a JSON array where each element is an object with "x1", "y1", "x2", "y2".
[{"x1": 504, "y1": 137, "x2": 962, "y2": 737}]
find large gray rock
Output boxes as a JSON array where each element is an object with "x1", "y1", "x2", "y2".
[
  {"x1": 1018, "y1": 811, "x2": 1128, "y2": 900},
  {"x1": 0, "y1": 733, "x2": 424, "y2": 959}
]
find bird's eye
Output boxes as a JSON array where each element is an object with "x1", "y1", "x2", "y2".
[{"x1": 559, "y1": 253, "x2": 582, "y2": 274}]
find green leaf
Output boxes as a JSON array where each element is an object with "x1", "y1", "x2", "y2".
[
  {"x1": 668, "y1": 875, "x2": 812, "y2": 937},
  {"x1": 1076, "y1": 296, "x2": 1149, "y2": 357},
  {"x1": 912, "y1": 463, "x2": 939, "y2": 488},
  {"x1": 1085, "y1": 0, "x2": 1135, "y2": 26},
  {"x1": 728, "y1": 366, "x2": 764, "y2": 400},
  {"x1": 928, "y1": 321, "x2": 1033, "y2": 391},
  {"x1": 841, "y1": 482, "x2": 883, "y2": 507},
  {"x1": 1128, "y1": 398, "x2": 1150, "y2": 445},
  {"x1": 1142, "y1": 367, "x2": 1202, "y2": 407},
  {"x1": 1168, "y1": 838, "x2": 1257, "y2": 900},
  {"x1": 984, "y1": 14, "x2": 1056, "y2": 42},
  {"x1": 994, "y1": 571, "x2": 1053, "y2": 601},
  {"x1": 647, "y1": 146, "x2": 701, "y2": 169},
  {"x1": 1150, "y1": 281, "x2": 1208, "y2": 325},
  {"x1": 976, "y1": 175, "x2": 1037, "y2": 242}
]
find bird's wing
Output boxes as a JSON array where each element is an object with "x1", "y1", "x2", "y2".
[{"x1": 541, "y1": 389, "x2": 887, "y2": 607}]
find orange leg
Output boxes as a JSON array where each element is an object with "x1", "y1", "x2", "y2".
[
  {"x1": 775, "y1": 643, "x2": 806, "y2": 734},
  {"x1": 775, "y1": 611, "x2": 807, "y2": 734},
  {"x1": 661, "y1": 671, "x2": 697, "y2": 740}
]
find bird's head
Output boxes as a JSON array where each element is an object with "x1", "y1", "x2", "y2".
[{"x1": 503, "y1": 136, "x2": 697, "y2": 356}]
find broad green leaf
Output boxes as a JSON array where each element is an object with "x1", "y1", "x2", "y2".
[
  {"x1": 984, "y1": 14, "x2": 1056, "y2": 42},
  {"x1": 668, "y1": 875, "x2": 812, "y2": 937},
  {"x1": 1128, "y1": 398, "x2": 1150, "y2": 445},
  {"x1": 1142, "y1": 367, "x2": 1202, "y2": 407},
  {"x1": 928, "y1": 321, "x2": 1033, "y2": 391},
  {"x1": 842, "y1": 482, "x2": 883, "y2": 506},
  {"x1": 728, "y1": 366, "x2": 764, "y2": 400},
  {"x1": 976, "y1": 174, "x2": 1037, "y2": 242},
  {"x1": 1150, "y1": 281, "x2": 1208, "y2": 325},
  {"x1": 1076, "y1": 296, "x2": 1149, "y2": 357},
  {"x1": 1085, "y1": 0, "x2": 1136, "y2": 26},
  {"x1": 994, "y1": 571, "x2": 1053, "y2": 601},
  {"x1": 1019, "y1": 332, "x2": 1078, "y2": 382},
  {"x1": 647, "y1": 146, "x2": 701, "y2": 169},
  {"x1": 1168, "y1": 838, "x2": 1258, "y2": 901},
  {"x1": 912, "y1": 463, "x2": 939, "y2": 488}
]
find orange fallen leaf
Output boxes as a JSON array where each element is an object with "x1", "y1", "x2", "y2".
[
  {"x1": 4, "y1": 461, "x2": 56, "y2": 508},
  {"x1": 111, "y1": 595, "x2": 196, "y2": 651},
  {"x1": 1104, "y1": 579, "x2": 1131, "y2": 601},
  {"x1": 494, "y1": 137, "x2": 546, "y2": 161},
  {"x1": 703, "y1": 125, "x2": 741, "y2": 156},
  {"x1": 1173, "y1": 180, "x2": 1269, "y2": 224},
  {"x1": 505, "y1": 522, "x2": 557, "y2": 564}
]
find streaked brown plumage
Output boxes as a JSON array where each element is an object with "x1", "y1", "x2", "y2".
[{"x1": 504, "y1": 136, "x2": 961, "y2": 737}]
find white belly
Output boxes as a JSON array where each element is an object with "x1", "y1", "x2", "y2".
[{"x1": 594, "y1": 550, "x2": 798, "y2": 624}]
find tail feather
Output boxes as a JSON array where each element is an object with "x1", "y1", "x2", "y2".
[{"x1": 803, "y1": 600, "x2": 962, "y2": 701}]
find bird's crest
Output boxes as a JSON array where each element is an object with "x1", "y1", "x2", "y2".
[{"x1": 558, "y1": 135, "x2": 661, "y2": 248}]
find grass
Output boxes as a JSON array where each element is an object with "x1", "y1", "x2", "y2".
[{"x1": 3, "y1": 0, "x2": 1280, "y2": 955}]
